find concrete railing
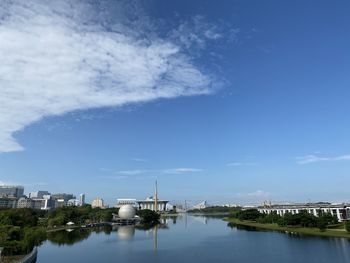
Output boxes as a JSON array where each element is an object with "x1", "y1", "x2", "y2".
[{"x1": 16, "y1": 247, "x2": 37, "y2": 263}]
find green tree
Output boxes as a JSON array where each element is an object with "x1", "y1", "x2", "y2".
[
  {"x1": 317, "y1": 218, "x2": 328, "y2": 231},
  {"x1": 137, "y1": 209, "x2": 160, "y2": 224},
  {"x1": 237, "y1": 209, "x2": 261, "y2": 221},
  {"x1": 345, "y1": 221, "x2": 350, "y2": 232}
]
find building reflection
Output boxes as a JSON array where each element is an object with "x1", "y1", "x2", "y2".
[
  {"x1": 116, "y1": 225, "x2": 135, "y2": 241},
  {"x1": 153, "y1": 224, "x2": 158, "y2": 254},
  {"x1": 113, "y1": 220, "x2": 172, "y2": 253}
]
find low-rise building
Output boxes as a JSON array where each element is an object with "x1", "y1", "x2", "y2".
[
  {"x1": 29, "y1": 191, "x2": 50, "y2": 199},
  {"x1": 67, "y1": 199, "x2": 80, "y2": 206},
  {"x1": 258, "y1": 203, "x2": 350, "y2": 222},
  {"x1": 16, "y1": 195, "x2": 55, "y2": 210},
  {"x1": 0, "y1": 197, "x2": 17, "y2": 208},
  {"x1": 51, "y1": 193, "x2": 75, "y2": 206},
  {"x1": 91, "y1": 197, "x2": 105, "y2": 208},
  {"x1": 16, "y1": 197, "x2": 34, "y2": 208},
  {"x1": 137, "y1": 197, "x2": 168, "y2": 212},
  {"x1": 193, "y1": 201, "x2": 209, "y2": 210},
  {"x1": 115, "y1": 199, "x2": 137, "y2": 208}
]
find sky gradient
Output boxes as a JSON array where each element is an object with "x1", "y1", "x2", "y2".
[{"x1": 1, "y1": 0, "x2": 350, "y2": 206}]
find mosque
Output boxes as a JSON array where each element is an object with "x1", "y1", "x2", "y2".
[
  {"x1": 114, "y1": 181, "x2": 169, "y2": 212},
  {"x1": 112, "y1": 181, "x2": 168, "y2": 224}
]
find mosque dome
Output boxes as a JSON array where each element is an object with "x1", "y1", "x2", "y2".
[{"x1": 118, "y1": 204, "x2": 136, "y2": 219}]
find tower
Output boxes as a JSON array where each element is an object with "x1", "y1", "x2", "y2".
[
  {"x1": 79, "y1": 193, "x2": 85, "y2": 206},
  {"x1": 154, "y1": 180, "x2": 158, "y2": 212}
]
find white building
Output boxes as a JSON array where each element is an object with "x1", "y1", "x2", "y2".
[
  {"x1": 67, "y1": 199, "x2": 80, "y2": 206},
  {"x1": 193, "y1": 201, "x2": 209, "y2": 209},
  {"x1": 91, "y1": 197, "x2": 105, "y2": 209},
  {"x1": 136, "y1": 197, "x2": 168, "y2": 212},
  {"x1": 136, "y1": 181, "x2": 169, "y2": 212},
  {"x1": 258, "y1": 203, "x2": 350, "y2": 222},
  {"x1": 16, "y1": 196, "x2": 53, "y2": 210},
  {"x1": 79, "y1": 193, "x2": 85, "y2": 206},
  {"x1": 29, "y1": 191, "x2": 50, "y2": 199},
  {"x1": 115, "y1": 199, "x2": 137, "y2": 208}
]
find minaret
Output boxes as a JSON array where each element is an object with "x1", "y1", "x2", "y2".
[{"x1": 154, "y1": 180, "x2": 158, "y2": 212}]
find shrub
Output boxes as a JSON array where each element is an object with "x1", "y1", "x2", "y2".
[
  {"x1": 137, "y1": 209, "x2": 160, "y2": 224},
  {"x1": 345, "y1": 221, "x2": 350, "y2": 233}
]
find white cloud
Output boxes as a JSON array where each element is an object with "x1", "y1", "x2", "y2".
[
  {"x1": 0, "y1": 0, "x2": 219, "y2": 153},
  {"x1": 169, "y1": 15, "x2": 234, "y2": 50},
  {"x1": 296, "y1": 154, "x2": 350, "y2": 164},
  {"x1": 105, "y1": 167, "x2": 204, "y2": 178},
  {"x1": 115, "y1": 170, "x2": 148, "y2": 175}
]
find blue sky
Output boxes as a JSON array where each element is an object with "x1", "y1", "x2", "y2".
[{"x1": 1, "y1": 0, "x2": 350, "y2": 205}]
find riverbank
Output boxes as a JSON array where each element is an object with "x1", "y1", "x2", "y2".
[
  {"x1": 225, "y1": 218, "x2": 350, "y2": 239},
  {"x1": 2, "y1": 247, "x2": 37, "y2": 263},
  {"x1": 46, "y1": 222, "x2": 112, "y2": 232}
]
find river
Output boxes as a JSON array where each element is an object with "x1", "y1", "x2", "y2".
[{"x1": 36, "y1": 215, "x2": 350, "y2": 262}]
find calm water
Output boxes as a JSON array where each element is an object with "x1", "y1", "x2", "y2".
[{"x1": 37, "y1": 215, "x2": 350, "y2": 262}]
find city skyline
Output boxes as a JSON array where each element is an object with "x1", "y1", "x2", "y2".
[{"x1": 1, "y1": 0, "x2": 350, "y2": 205}]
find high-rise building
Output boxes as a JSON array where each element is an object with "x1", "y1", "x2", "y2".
[
  {"x1": 79, "y1": 193, "x2": 85, "y2": 206},
  {"x1": 91, "y1": 197, "x2": 104, "y2": 208},
  {"x1": 0, "y1": 185, "x2": 24, "y2": 198}
]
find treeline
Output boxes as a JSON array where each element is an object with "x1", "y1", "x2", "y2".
[
  {"x1": 46, "y1": 205, "x2": 119, "y2": 227},
  {"x1": 0, "y1": 206, "x2": 163, "y2": 256},
  {"x1": 137, "y1": 209, "x2": 160, "y2": 224},
  {"x1": 0, "y1": 208, "x2": 46, "y2": 256},
  {"x1": 188, "y1": 206, "x2": 241, "y2": 214},
  {"x1": 230, "y1": 209, "x2": 345, "y2": 231},
  {"x1": 0, "y1": 206, "x2": 118, "y2": 256}
]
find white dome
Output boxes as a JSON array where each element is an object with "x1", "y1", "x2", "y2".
[{"x1": 118, "y1": 204, "x2": 136, "y2": 219}]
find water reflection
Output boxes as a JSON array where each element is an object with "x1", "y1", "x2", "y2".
[
  {"x1": 38, "y1": 215, "x2": 350, "y2": 263},
  {"x1": 46, "y1": 221, "x2": 170, "y2": 250},
  {"x1": 116, "y1": 225, "x2": 135, "y2": 241},
  {"x1": 153, "y1": 225, "x2": 158, "y2": 253},
  {"x1": 47, "y1": 228, "x2": 92, "y2": 245}
]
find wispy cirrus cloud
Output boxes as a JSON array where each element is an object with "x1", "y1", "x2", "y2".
[
  {"x1": 296, "y1": 154, "x2": 350, "y2": 164},
  {"x1": 169, "y1": 15, "x2": 239, "y2": 51},
  {"x1": 102, "y1": 167, "x2": 204, "y2": 178},
  {"x1": 115, "y1": 170, "x2": 149, "y2": 175},
  {"x1": 170, "y1": 15, "x2": 222, "y2": 50},
  {"x1": 0, "y1": 0, "x2": 223, "y2": 153}
]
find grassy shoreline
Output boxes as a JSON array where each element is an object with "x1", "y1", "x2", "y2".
[{"x1": 225, "y1": 218, "x2": 350, "y2": 239}]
